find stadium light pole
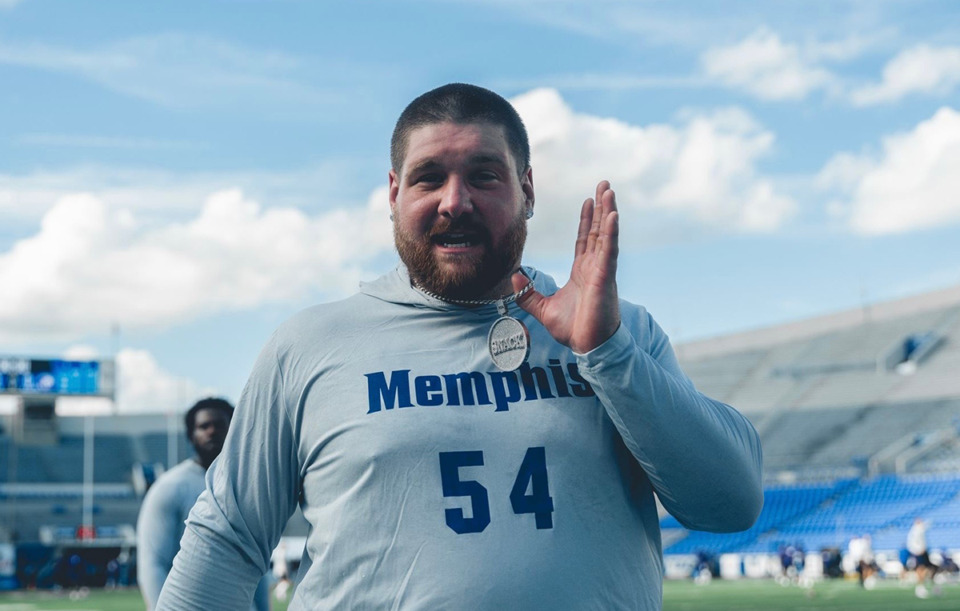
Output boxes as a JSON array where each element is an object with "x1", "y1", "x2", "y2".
[
  {"x1": 7, "y1": 402, "x2": 19, "y2": 541},
  {"x1": 82, "y1": 407, "x2": 95, "y2": 535},
  {"x1": 111, "y1": 322, "x2": 120, "y2": 415}
]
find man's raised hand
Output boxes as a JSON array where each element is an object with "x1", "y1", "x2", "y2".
[{"x1": 513, "y1": 180, "x2": 621, "y2": 354}]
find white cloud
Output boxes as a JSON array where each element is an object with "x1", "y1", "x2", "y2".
[
  {"x1": 492, "y1": 30, "x2": 874, "y2": 98},
  {"x1": 851, "y1": 45, "x2": 960, "y2": 105},
  {"x1": 0, "y1": 88, "x2": 792, "y2": 344},
  {"x1": 0, "y1": 33, "x2": 332, "y2": 110},
  {"x1": 493, "y1": 73, "x2": 707, "y2": 92},
  {"x1": 62, "y1": 344, "x2": 98, "y2": 360},
  {"x1": 819, "y1": 106, "x2": 960, "y2": 234},
  {"x1": 0, "y1": 161, "x2": 370, "y2": 230},
  {"x1": 110, "y1": 348, "x2": 213, "y2": 414},
  {"x1": 458, "y1": 0, "x2": 773, "y2": 50},
  {"x1": 803, "y1": 33, "x2": 877, "y2": 63},
  {"x1": 511, "y1": 88, "x2": 795, "y2": 251},
  {"x1": 16, "y1": 133, "x2": 203, "y2": 150},
  {"x1": 0, "y1": 189, "x2": 393, "y2": 342},
  {"x1": 701, "y1": 28, "x2": 837, "y2": 100}
]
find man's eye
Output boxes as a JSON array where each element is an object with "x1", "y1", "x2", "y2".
[
  {"x1": 417, "y1": 173, "x2": 444, "y2": 185},
  {"x1": 472, "y1": 171, "x2": 498, "y2": 183}
]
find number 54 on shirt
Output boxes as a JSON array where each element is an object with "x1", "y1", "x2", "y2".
[{"x1": 438, "y1": 446, "x2": 554, "y2": 534}]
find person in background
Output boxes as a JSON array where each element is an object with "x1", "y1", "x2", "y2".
[
  {"x1": 847, "y1": 533, "x2": 879, "y2": 589},
  {"x1": 271, "y1": 539, "x2": 292, "y2": 602},
  {"x1": 906, "y1": 517, "x2": 939, "y2": 598},
  {"x1": 136, "y1": 398, "x2": 271, "y2": 611}
]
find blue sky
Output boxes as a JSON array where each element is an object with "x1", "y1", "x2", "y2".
[{"x1": 1, "y1": 0, "x2": 959, "y2": 413}]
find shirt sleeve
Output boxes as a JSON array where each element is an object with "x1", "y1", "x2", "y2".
[
  {"x1": 575, "y1": 307, "x2": 764, "y2": 533},
  {"x1": 136, "y1": 480, "x2": 181, "y2": 611},
  {"x1": 157, "y1": 336, "x2": 300, "y2": 610}
]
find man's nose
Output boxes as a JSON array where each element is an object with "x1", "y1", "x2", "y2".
[
  {"x1": 204, "y1": 424, "x2": 226, "y2": 438},
  {"x1": 437, "y1": 176, "x2": 472, "y2": 218}
]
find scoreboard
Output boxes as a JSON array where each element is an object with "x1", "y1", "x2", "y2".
[{"x1": 0, "y1": 356, "x2": 115, "y2": 398}]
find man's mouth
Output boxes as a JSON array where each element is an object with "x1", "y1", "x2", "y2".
[{"x1": 433, "y1": 231, "x2": 481, "y2": 248}]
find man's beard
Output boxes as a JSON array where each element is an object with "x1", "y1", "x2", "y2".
[
  {"x1": 194, "y1": 443, "x2": 224, "y2": 468},
  {"x1": 395, "y1": 211, "x2": 527, "y2": 301}
]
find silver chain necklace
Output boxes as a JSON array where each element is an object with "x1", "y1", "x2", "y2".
[
  {"x1": 413, "y1": 282, "x2": 534, "y2": 314},
  {"x1": 413, "y1": 281, "x2": 533, "y2": 372}
]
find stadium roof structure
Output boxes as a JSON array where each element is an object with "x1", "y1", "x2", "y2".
[
  {"x1": 677, "y1": 283, "x2": 960, "y2": 362},
  {"x1": 674, "y1": 284, "x2": 960, "y2": 475}
]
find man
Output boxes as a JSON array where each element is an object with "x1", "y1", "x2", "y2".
[
  {"x1": 847, "y1": 534, "x2": 878, "y2": 589},
  {"x1": 158, "y1": 83, "x2": 763, "y2": 609},
  {"x1": 137, "y1": 398, "x2": 270, "y2": 610},
  {"x1": 906, "y1": 517, "x2": 938, "y2": 598}
]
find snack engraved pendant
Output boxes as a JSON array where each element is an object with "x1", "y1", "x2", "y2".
[{"x1": 487, "y1": 299, "x2": 530, "y2": 371}]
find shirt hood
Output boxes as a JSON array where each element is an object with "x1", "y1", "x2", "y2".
[{"x1": 358, "y1": 263, "x2": 559, "y2": 315}]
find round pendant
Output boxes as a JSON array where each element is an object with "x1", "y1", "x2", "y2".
[{"x1": 487, "y1": 316, "x2": 530, "y2": 371}]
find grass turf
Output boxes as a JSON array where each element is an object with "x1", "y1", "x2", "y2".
[
  {"x1": 0, "y1": 579, "x2": 957, "y2": 610},
  {"x1": 0, "y1": 588, "x2": 290, "y2": 611},
  {"x1": 663, "y1": 578, "x2": 960, "y2": 610}
]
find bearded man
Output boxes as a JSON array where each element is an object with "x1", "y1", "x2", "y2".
[{"x1": 157, "y1": 83, "x2": 763, "y2": 610}]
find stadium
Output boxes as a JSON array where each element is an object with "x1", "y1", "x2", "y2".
[
  {"x1": 663, "y1": 283, "x2": 960, "y2": 604},
  {"x1": 2, "y1": 283, "x2": 959, "y2": 609}
]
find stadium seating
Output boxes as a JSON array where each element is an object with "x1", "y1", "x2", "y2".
[
  {"x1": 664, "y1": 473, "x2": 960, "y2": 555},
  {"x1": 757, "y1": 399, "x2": 960, "y2": 472},
  {"x1": 680, "y1": 298, "x2": 960, "y2": 418},
  {"x1": 0, "y1": 420, "x2": 191, "y2": 545},
  {"x1": 663, "y1": 479, "x2": 857, "y2": 554},
  {"x1": 2, "y1": 435, "x2": 138, "y2": 483}
]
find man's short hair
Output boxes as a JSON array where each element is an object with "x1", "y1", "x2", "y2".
[
  {"x1": 390, "y1": 83, "x2": 530, "y2": 177},
  {"x1": 184, "y1": 397, "x2": 234, "y2": 438}
]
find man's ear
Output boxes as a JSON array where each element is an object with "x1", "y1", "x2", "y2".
[
  {"x1": 388, "y1": 169, "x2": 400, "y2": 218},
  {"x1": 522, "y1": 166, "x2": 535, "y2": 216}
]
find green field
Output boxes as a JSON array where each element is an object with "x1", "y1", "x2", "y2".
[
  {"x1": 0, "y1": 580, "x2": 958, "y2": 610},
  {"x1": 662, "y1": 578, "x2": 960, "y2": 611},
  {"x1": 0, "y1": 588, "x2": 289, "y2": 611}
]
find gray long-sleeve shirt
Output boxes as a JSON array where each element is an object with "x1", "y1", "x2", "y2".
[
  {"x1": 158, "y1": 265, "x2": 763, "y2": 610},
  {"x1": 137, "y1": 459, "x2": 270, "y2": 611}
]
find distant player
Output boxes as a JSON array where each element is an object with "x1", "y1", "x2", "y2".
[
  {"x1": 906, "y1": 517, "x2": 938, "y2": 598},
  {"x1": 271, "y1": 539, "x2": 292, "y2": 602},
  {"x1": 136, "y1": 398, "x2": 270, "y2": 611},
  {"x1": 847, "y1": 534, "x2": 878, "y2": 589}
]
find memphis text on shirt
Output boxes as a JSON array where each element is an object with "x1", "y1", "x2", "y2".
[{"x1": 365, "y1": 360, "x2": 596, "y2": 414}]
